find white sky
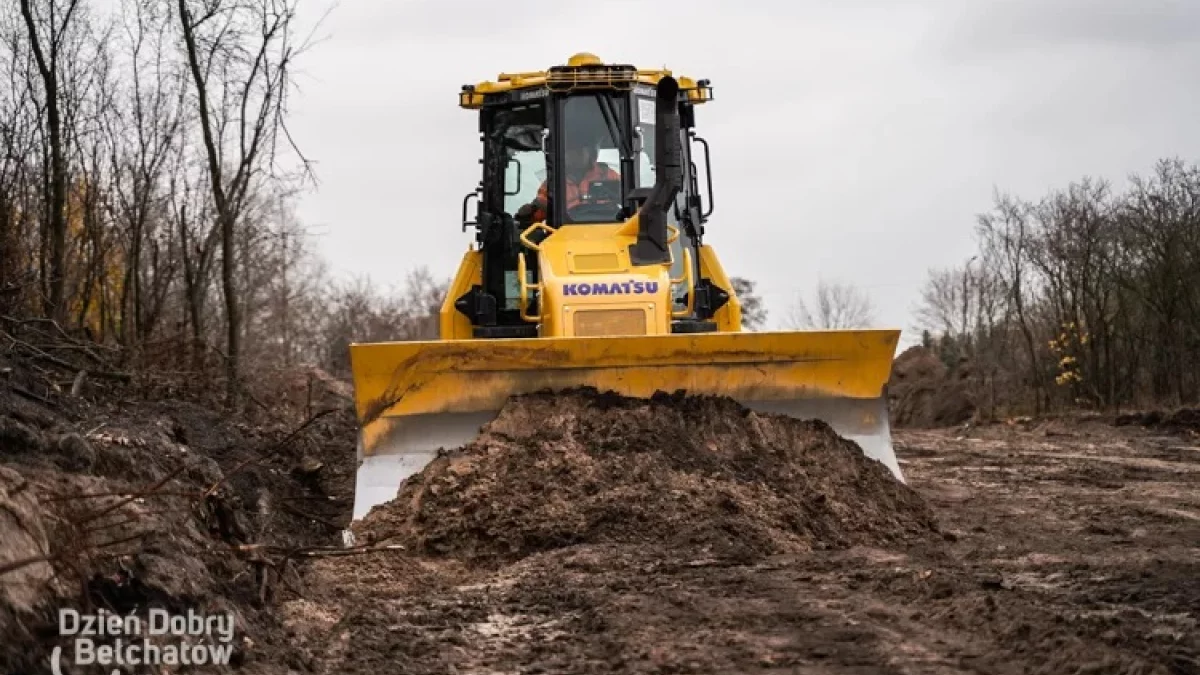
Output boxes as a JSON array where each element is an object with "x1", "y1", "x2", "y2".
[{"x1": 287, "y1": 0, "x2": 1200, "y2": 346}]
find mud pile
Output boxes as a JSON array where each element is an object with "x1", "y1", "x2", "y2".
[
  {"x1": 888, "y1": 346, "x2": 976, "y2": 427},
  {"x1": 358, "y1": 388, "x2": 938, "y2": 563}
]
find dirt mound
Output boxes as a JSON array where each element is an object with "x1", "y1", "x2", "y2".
[
  {"x1": 0, "y1": 352, "x2": 358, "y2": 673},
  {"x1": 1115, "y1": 406, "x2": 1200, "y2": 433},
  {"x1": 357, "y1": 388, "x2": 938, "y2": 563},
  {"x1": 889, "y1": 346, "x2": 975, "y2": 427}
]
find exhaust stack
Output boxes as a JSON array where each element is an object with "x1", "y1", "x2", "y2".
[{"x1": 629, "y1": 76, "x2": 683, "y2": 265}]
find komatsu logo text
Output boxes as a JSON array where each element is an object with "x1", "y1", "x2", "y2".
[{"x1": 563, "y1": 280, "x2": 659, "y2": 296}]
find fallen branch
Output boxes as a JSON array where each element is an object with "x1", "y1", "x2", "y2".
[
  {"x1": 202, "y1": 407, "x2": 339, "y2": 498},
  {"x1": 0, "y1": 314, "x2": 76, "y2": 340},
  {"x1": 280, "y1": 495, "x2": 345, "y2": 503},
  {"x1": 89, "y1": 530, "x2": 150, "y2": 551},
  {"x1": 292, "y1": 544, "x2": 406, "y2": 558},
  {"x1": 0, "y1": 315, "x2": 117, "y2": 362},
  {"x1": 73, "y1": 462, "x2": 192, "y2": 526},
  {"x1": 1, "y1": 331, "x2": 130, "y2": 382},
  {"x1": 10, "y1": 383, "x2": 53, "y2": 405},
  {"x1": 43, "y1": 488, "x2": 197, "y2": 502},
  {"x1": 0, "y1": 554, "x2": 55, "y2": 578},
  {"x1": 231, "y1": 542, "x2": 406, "y2": 558},
  {"x1": 280, "y1": 501, "x2": 344, "y2": 531}
]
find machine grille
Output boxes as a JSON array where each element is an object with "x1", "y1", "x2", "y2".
[
  {"x1": 570, "y1": 253, "x2": 621, "y2": 272},
  {"x1": 573, "y1": 309, "x2": 647, "y2": 336}
]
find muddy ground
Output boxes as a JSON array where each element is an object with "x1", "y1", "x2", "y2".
[
  {"x1": 285, "y1": 400, "x2": 1199, "y2": 675},
  {"x1": 3, "y1": 371, "x2": 1198, "y2": 674},
  {"x1": 0, "y1": 352, "x2": 359, "y2": 675}
]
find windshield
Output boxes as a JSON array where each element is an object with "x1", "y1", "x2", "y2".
[{"x1": 559, "y1": 94, "x2": 625, "y2": 224}]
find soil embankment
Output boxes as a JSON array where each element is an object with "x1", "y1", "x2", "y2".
[{"x1": 4, "y1": 366, "x2": 1197, "y2": 674}]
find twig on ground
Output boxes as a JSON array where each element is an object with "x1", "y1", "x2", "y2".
[
  {"x1": 202, "y1": 407, "x2": 339, "y2": 498},
  {"x1": 291, "y1": 544, "x2": 406, "y2": 558},
  {"x1": 42, "y1": 489, "x2": 196, "y2": 502},
  {"x1": 0, "y1": 554, "x2": 56, "y2": 578},
  {"x1": 73, "y1": 463, "x2": 192, "y2": 526},
  {"x1": 231, "y1": 542, "x2": 406, "y2": 558},
  {"x1": 1, "y1": 330, "x2": 130, "y2": 382},
  {"x1": 10, "y1": 383, "x2": 52, "y2": 405},
  {"x1": 280, "y1": 502, "x2": 344, "y2": 531},
  {"x1": 89, "y1": 531, "x2": 150, "y2": 550}
]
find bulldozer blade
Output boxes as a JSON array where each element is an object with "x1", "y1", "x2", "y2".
[{"x1": 349, "y1": 329, "x2": 901, "y2": 521}]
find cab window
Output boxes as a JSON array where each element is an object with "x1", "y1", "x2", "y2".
[{"x1": 559, "y1": 94, "x2": 624, "y2": 224}]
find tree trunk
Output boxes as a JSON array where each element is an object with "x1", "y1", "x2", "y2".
[
  {"x1": 221, "y1": 211, "x2": 240, "y2": 406},
  {"x1": 178, "y1": 0, "x2": 240, "y2": 407},
  {"x1": 20, "y1": 0, "x2": 70, "y2": 324}
]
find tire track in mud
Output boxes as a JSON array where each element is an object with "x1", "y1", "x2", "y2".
[{"x1": 892, "y1": 421, "x2": 1200, "y2": 675}]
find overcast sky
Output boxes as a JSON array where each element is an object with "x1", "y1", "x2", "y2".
[{"x1": 288, "y1": 0, "x2": 1200, "y2": 345}]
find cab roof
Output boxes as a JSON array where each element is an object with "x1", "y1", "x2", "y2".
[{"x1": 458, "y1": 52, "x2": 713, "y2": 109}]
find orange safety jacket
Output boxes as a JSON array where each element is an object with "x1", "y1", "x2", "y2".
[{"x1": 529, "y1": 162, "x2": 621, "y2": 222}]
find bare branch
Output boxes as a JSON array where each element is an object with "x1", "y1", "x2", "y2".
[{"x1": 786, "y1": 280, "x2": 875, "y2": 330}]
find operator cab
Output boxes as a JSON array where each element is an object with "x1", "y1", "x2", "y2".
[
  {"x1": 492, "y1": 95, "x2": 629, "y2": 225},
  {"x1": 457, "y1": 54, "x2": 720, "y2": 337}
]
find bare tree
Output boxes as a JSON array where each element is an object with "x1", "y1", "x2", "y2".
[
  {"x1": 729, "y1": 276, "x2": 767, "y2": 330},
  {"x1": 18, "y1": 0, "x2": 88, "y2": 322},
  {"x1": 0, "y1": 10, "x2": 42, "y2": 313},
  {"x1": 976, "y1": 192, "x2": 1048, "y2": 412},
  {"x1": 1113, "y1": 158, "x2": 1200, "y2": 403},
  {"x1": 0, "y1": 0, "x2": 455, "y2": 411},
  {"x1": 913, "y1": 266, "x2": 969, "y2": 338},
  {"x1": 105, "y1": 0, "x2": 185, "y2": 346},
  {"x1": 911, "y1": 157, "x2": 1200, "y2": 416},
  {"x1": 316, "y1": 268, "x2": 450, "y2": 376},
  {"x1": 13, "y1": 0, "x2": 1199, "y2": 425},
  {"x1": 175, "y1": 0, "x2": 311, "y2": 406},
  {"x1": 787, "y1": 280, "x2": 875, "y2": 329}
]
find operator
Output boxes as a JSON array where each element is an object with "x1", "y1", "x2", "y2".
[{"x1": 515, "y1": 126, "x2": 620, "y2": 224}]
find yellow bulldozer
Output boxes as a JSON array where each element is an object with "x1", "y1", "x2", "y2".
[{"x1": 348, "y1": 53, "x2": 902, "y2": 520}]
